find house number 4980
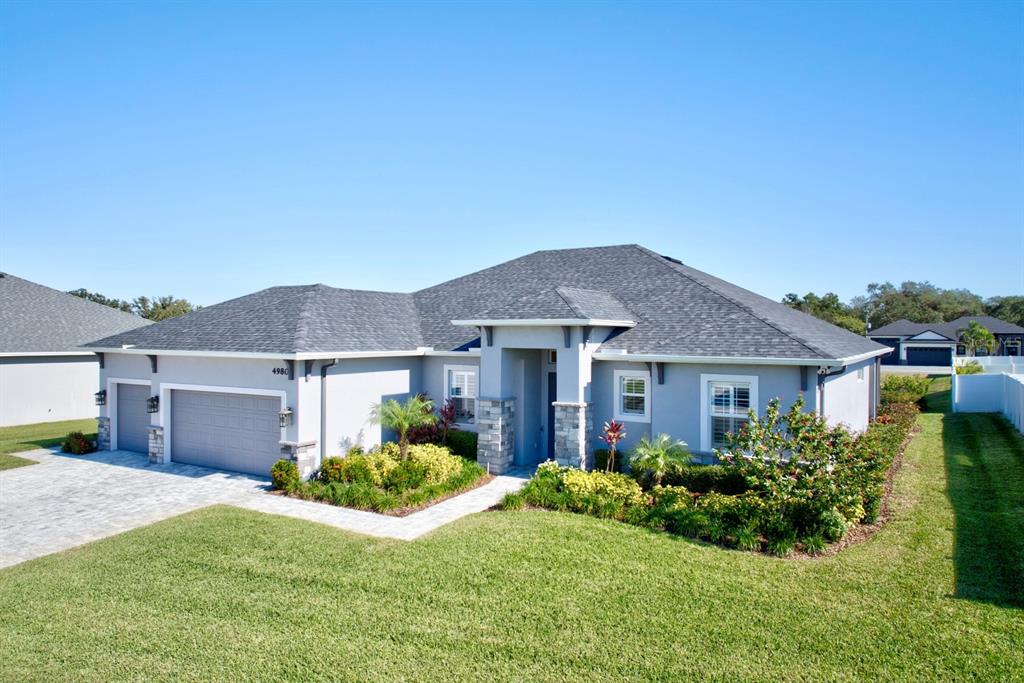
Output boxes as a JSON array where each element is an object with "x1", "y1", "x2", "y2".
[{"x1": 272, "y1": 367, "x2": 289, "y2": 376}]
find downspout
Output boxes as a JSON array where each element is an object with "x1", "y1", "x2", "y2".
[{"x1": 320, "y1": 359, "x2": 338, "y2": 459}]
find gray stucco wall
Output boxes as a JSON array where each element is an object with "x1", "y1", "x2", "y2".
[
  {"x1": 0, "y1": 355, "x2": 100, "y2": 427},
  {"x1": 591, "y1": 360, "x2": 807, "y2": 455},
  {"x1": 321, "y1": 356, "x2": 423, "y2": 456},
  {"x1": 820, "y1": 357, "x2": 873, "y2": 432}
]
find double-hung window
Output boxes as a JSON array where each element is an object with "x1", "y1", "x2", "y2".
[
  {"x1": 613, "y1": 369, "x2": 651, "y2": 422},
  {"x1": 701, "y1": 374, "x2": 758, "y2": 451},
  {"x1": 445, "y1": 365, "x2": 477, "y2": 425}
]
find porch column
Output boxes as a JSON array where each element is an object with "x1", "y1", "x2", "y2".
[
  {"x1": 552, "y1": 401, "x2": 593, "y2": 469},
  {"x1": 553, "y1": 326, "x2": 595, "y2": 469},
  {"x1": 477, "y1": 398, "x2": 515, "y2": 474}
]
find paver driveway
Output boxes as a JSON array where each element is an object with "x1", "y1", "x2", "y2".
[{"x1": 0, "y1": 449, "x2": 527, "y2": 569}]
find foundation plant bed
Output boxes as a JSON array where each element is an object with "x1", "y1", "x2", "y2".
[
  {"x1": 271, "y1": 443, "x2": 488, "y2": 516},
  {"x1": 502, "y1": 396, "x2": 919, "y2": 557}
]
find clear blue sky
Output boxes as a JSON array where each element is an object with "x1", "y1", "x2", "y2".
[{"x1": 1, "y1": 1, "x2": 1021, "y2": 307}]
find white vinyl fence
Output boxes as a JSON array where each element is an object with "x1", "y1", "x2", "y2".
[
  {"x1": 952, "y1": 372, "x2": 1024, "y2": 434},
  {"x1": 954, "y1": 356, "x2": 1024, "y2": 374}
]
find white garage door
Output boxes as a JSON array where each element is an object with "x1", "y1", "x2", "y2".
[
  {"x1": 117, "y1": 383, "x2": 150, "y2": 454},
  {"x1": 170, "y1": 390, "x2": 281, "y2": 477}
]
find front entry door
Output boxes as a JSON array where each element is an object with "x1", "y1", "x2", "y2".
[{"x1": 547, "y1": 371, "x2": 557, "y2": 459}]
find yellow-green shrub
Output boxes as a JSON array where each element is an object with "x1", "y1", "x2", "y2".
[
  {"x1": 340, "y1": 452, "x2": 398, "y2": 486},
  {"x1": 562, "y1": 469, "x2": 646, "y2": 507},
  {"x1": 408, "y1": 443, "x2": 462, "y2": 484}
]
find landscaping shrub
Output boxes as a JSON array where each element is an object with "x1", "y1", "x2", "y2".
[
  {"x1": 60, "y1": 431, "x2": 95, "y2": 455},
  {"x1": 270, "y1": 459, "x2": 300, "y2": 490},
  {"x1": 282, "y1": 441, "x2": 486, "y2": 515},
  {"x1": 445, "y1": 430, "x2": 477, "y2": 459},
  {"x1": 319, "y1": 456, "x2": 346, "y2": 484},
  {"x1": 504, "y1": 390, "x2": 918, "y2": 557},
  {"x1": 881, "y1": 374, "x2": 930, "y2": 404},
  {"x1": 956, "y1": 361, "x2": 984, "y2": 375},
  {"x1": 802, "y1": 534, "x2": 827, "y2": 555},
  {"x1": 662, "y1": 463, "x2": 748, "y2": 495},
  {"x1": 408, "y1": 443, "x2": 463, "y2": 484}
]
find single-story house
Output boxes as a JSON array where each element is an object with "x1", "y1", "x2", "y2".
[
  {"x1": 0, "y1": 273, "x2": 151, "y2": 427},
  {"x1": 84, "y1": 245, "x2": 889, "y2": 477},
  {"x1": 868, "y1": 315, "x2": 1024, "y2": 366}
]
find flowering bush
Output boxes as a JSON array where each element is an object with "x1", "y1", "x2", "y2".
[
  {"x1": 60, "y1": 431, "x2": 95, "y2": 455},
  {"x1": 271, "y1": 459, "x2": 300, "y2": 490}
]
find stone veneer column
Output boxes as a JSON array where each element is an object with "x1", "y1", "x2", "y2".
[
  {"x1": 281, "y1": 440, "x2": 319, "y2": 479},
  {"x1": 552, "y1": 402, "x2": 594, "y2": 470},
  {"x1": 147, "y1": 425, "x2": 166, "y2": 464},
  {"x1": 97, "y1": 416, "x2": 111, "y2": 451},
  {"x1": 476, "y1": 398, "x2": 515, "y2": 474}
]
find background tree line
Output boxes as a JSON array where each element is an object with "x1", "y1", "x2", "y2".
[
  {"x1": 782, "y1": 282, "x2": 1024, "y2": 335},
  {"x1": 68, "y1": 289, "x2": 197, "y2": 321}
]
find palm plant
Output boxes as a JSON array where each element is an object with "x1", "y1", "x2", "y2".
[
  {"x1": 369, "y1": 395, "x2": 436, "y2": 459},
  {"x1": 959, "y1": 321, "x2": 997, "y2": 357},
  {"x1": 629, "y1": 434, "x2": 690, "y2": 487}
]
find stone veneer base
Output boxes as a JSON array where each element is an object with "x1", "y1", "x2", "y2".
[{"x1": 476, "y1": 397, "x2": 515, "y2": 475}]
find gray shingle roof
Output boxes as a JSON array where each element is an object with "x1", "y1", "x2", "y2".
[
  {"x1": 870, "y1": 316, "x2": 1024, "y2": 340},
  {"x1": 87, "y1": 244, "x2": 888, "y2": 361},
  {"x1": 0, "y1": 273, "x2": 151, "y2": 354},
  {"x1": 415, "y1": 245, "x2": 885, "y2": 360},
  {"x1": 469, "y1": 287, "x2": 634, "y2": 322},
  {"x1": 86, "y1": 285, "x2": 422, "y2": 354}
]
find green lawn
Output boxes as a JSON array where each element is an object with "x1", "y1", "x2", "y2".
[
  {"x1": 1, "y1": 379, "x2": 1021, "y2": 681},
  {"x1": 0, "y1": 418, "x2": 96, "y2": 470}
]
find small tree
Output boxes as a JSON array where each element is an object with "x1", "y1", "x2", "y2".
[
  {"x1": 599, "y1": 420, "x2": 627, "y2": 472},
  {"x1": 629, "y1": 434, "x2": 690, "y2": 487},
  {"x1": 369, "y1": 395, "x2": 436, "y2": 459},
  {"x1": 959, "y1": 321, "x2": 996, "y2": 356}
]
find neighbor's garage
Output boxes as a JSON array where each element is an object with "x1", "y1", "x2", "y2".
[
  {"x1": 116, "y1": 383, "x2": 150, "y2": 453},
  {"x1": 905, "y1": 346, "x2": 953, "y2": 366},
  {"x1": 170, "y1": 390, "x2": 281, "y2": 477}
]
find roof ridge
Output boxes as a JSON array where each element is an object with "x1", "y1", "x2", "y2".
[
  {"x1": 293, "y1": 285, "x2": 324, "y2": 351},
  {"x1": 631, "y1": 245, "x2": 833, "y2": 360},
  {"x1": 553, "y1": 286, "x2": 588, "y2": 318}
]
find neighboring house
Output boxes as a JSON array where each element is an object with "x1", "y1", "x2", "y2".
[
  {"x1": 85, "y1": 245, "x2": 889, "y2": 477},
  {"x1": 868, "y1": 315, "x2": 1024, "y2": 367},
  {"x1": 0, "y1": 273, "x2": 151, "y2": 427}
]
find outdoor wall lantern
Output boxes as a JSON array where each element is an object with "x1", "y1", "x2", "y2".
[
  {"x1": 94, "y1": 390, "x2": 107, "y2": 406},
  {"x1": 278, "y1": 407, "x2": 293, "y2": 428},
  {"x1": 146, "y1": 395, "x2": 160, "y2": 414}
]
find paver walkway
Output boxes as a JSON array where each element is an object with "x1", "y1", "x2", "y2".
[{"x1": 0, "y1": 449, "x2": 528, "y2": 569}]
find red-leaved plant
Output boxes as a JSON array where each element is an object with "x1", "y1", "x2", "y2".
[{"x1": 599, "y1": 420, "x2": 627, "y2": 472}]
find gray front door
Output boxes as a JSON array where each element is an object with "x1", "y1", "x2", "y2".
[
  {"x1": 170, "y1": 390, "x2": 281, "y2": 477},
  {"x1": 116, "y1": 383, "x2": 150, "y2": 453}
]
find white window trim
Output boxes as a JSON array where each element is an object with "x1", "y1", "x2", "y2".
[
  {"x1": 444, "y1": 364, "x2": 478, "y2": 427},
  {"x1": 699, "y1": 374, "x2": 759, "y2": 453},
  {"x1": 105, "y1": 377, "x2": 152, "y2": 452},
  {"x1": 613, "y1": 369, "x2": 651, "y2": 423},
  {"x1": 158, "y1": 383, "x2": 288, "y2": 464}
]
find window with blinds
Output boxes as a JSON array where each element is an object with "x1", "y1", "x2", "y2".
[
  {"x1": 709, "y1": 381, "x2": 751, "y2": 449},
  {"x1": 446, "y1": 367, "x2": 477, "y2": 424}
]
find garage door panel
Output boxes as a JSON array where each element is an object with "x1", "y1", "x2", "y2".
[
  {"x1": 906, "y1": 347, "x2": 952, "y2": 366},
  {"x1": 117, "y1": 383, "x2": 150, "y2": 454},
  {"x1": 171, "y1": 390, "x2": 281, "y2": 477}
]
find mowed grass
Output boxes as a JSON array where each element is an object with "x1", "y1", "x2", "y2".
[
  {"x1": 1, "y1": 379, "x2": 1022, "y2": 681},
  {"x1": 0, "y1": 418, "x2": 96, "y2": 470}
]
